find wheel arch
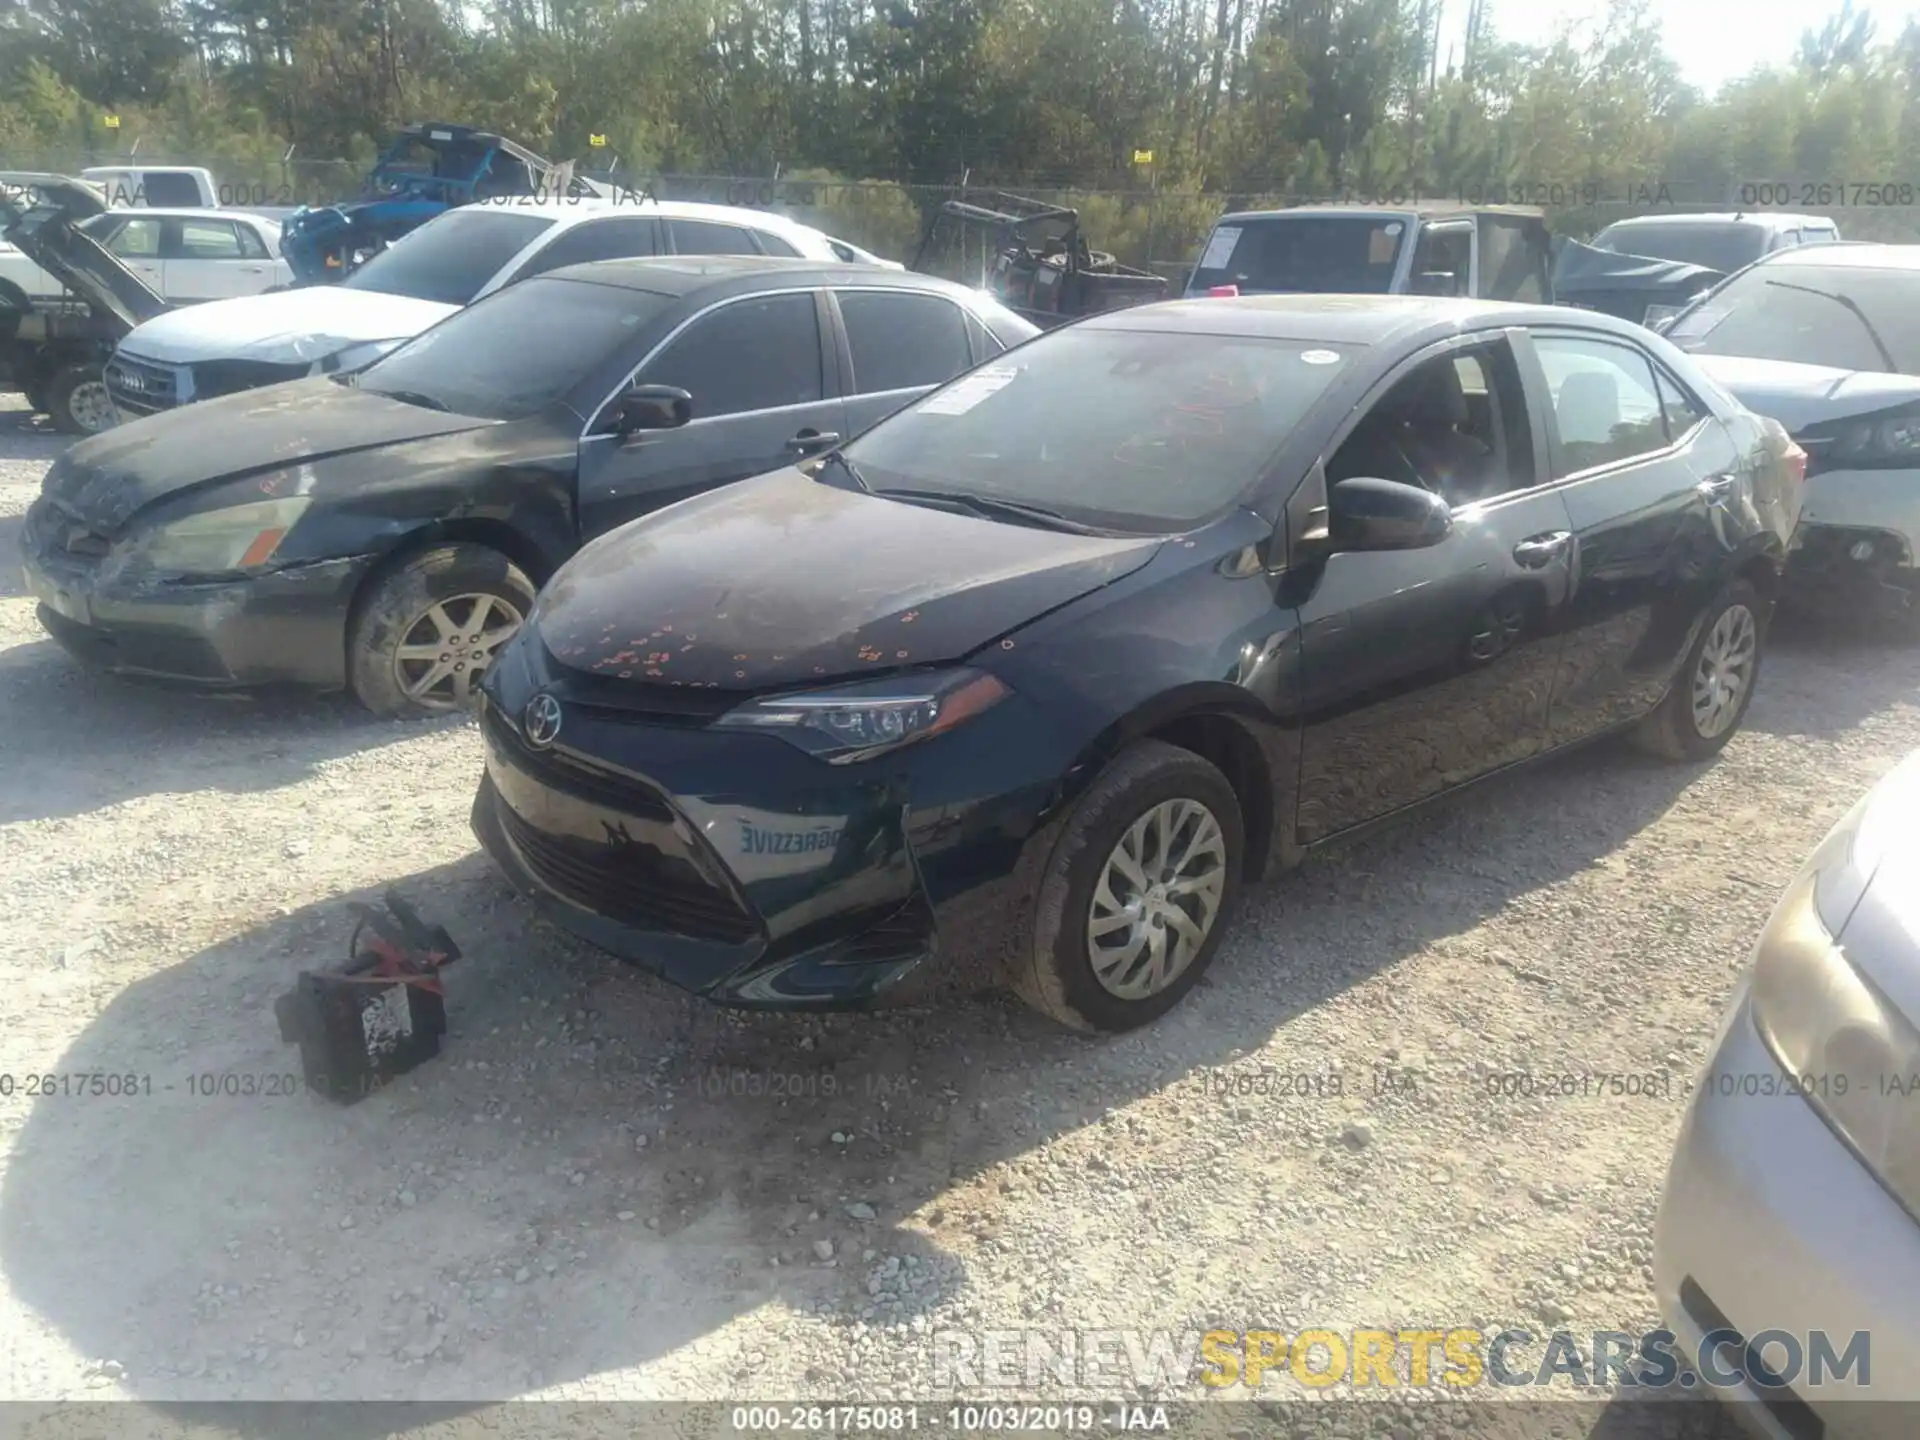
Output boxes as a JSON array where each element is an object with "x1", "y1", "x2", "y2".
[
  {"x1": 1055, "y1": 684, "x2": 1283, "y2": 884},
  {"x1": 341, "y1": 519, "x2": 561, "y2": 675}
]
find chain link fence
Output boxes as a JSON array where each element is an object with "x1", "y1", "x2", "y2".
[{"x1": 10, "y1": 149, "x2": 1920, "y2": 274}]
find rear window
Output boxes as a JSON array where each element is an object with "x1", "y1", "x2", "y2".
[
  {"x1": 1188, "y1": 216, "x2": 1407, "y2": 295},
  {"x1": 143, "y1": 173, "x2": 204, "y2": 208},
  {"x1": 1665, "y1": 264, "x2": 1920, "y2": 375},
  {"x1": 1591, "y1": 222, "x2": 1768, "y2": 274},
  {"x1": 344, "y1": 209, "x2": 555, "y2": 305}
]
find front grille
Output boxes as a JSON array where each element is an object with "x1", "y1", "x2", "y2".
[
  {"x1": 190, "y1": 358, "x2": 313, "y2": 400},
  {"x1": 497, "y1": 796, "x2": 758, "y2": 944},
  {"x1": 104, "y1": 354, "x2": 181, "y2": 410},
  {"x1": 480, "y1": 702, "x2": 674, "y2": 823}
]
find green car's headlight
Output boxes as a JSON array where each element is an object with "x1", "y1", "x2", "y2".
[{"x1": 138, "y1": 496, "x2": 312, "y2": 574}]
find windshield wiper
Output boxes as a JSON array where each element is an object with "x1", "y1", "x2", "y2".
[
  {"x1": 814, "y1": 450, "x2": 870, "y2": 492},
  {"x1": 363, "y1": 387, "x2": 450, "y2": 412},
  {"x1": 872, "y1": 487, "x2": 1108, "y2": 535},
  {"x1": 1763, "y1": 280, "x2": 1901, "y2": 373}
]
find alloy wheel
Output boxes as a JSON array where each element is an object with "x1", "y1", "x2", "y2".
[
  {"x1": 392, "y1": 591, "x2": 525, "y2": 711},
  {"x1": 70, "y1": 381, "x2": 118, "y2": 434},
  {"x1": 1086, "y1": 797, "x2": 1229, "y2": 1000},
  {"x1": 1690, "y1": 602, "x2": 1757, "y2": 739}
]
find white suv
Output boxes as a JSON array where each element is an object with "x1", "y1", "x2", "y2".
[{"x1": 105, "y1": 198, "x2": 854, "y2": 417}]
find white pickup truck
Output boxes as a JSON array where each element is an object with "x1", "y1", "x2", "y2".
[
  {"x1": 0, "y1": 207, "x2": 294, "y2": 309},
  {"x1": 80, "y1": 165, "x2": 300, "y2": 221}
]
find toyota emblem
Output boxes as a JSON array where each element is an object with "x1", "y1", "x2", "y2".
[{"x1": 523, "y1": 693, "x2": 563, "y2": 748}]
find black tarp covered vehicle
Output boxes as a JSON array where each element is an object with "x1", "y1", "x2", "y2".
[
  {"x1": 1550, "y1": 237, "x2": 1724, "y2": 331},
  {"x1": 0, "y1": 172, "x2": 169, "y2": 433},
  {"x1": 911, "y1": 194, "x2": 1167, "y2": 328}
]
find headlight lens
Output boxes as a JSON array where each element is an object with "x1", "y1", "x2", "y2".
[
  {"x1": 1750, "y1": 868, "x2": 1920, "y2": 1211},
  {"x1": 138, "y1": 496, "x2": 312, "y2": 574},
  {"x1": 714, "y1": 668, "x2": 1010, "y2": 761}
]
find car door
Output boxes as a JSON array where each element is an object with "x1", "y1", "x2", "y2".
[
  {"x1": 1293, "y1": 330, "x2": 1577, "y2": 842},
  {"x1": 160, "y1": 216, "x2": 271, "y2": 301},
  {"x1": 92, "y1": 213, "x2": 166, "y2": 291},
  {"x1": 574, "y1": 288, "x2": 847, "y2": 539},
  {"x1": 1521, "y1": 328, "x2": 1740, "y2": 745},
  {"x1": 828, "y1": 286, "x2": 983, "y2": 434}
]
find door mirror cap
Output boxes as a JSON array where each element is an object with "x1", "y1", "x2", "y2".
[
  {"x1": 1329, "y1": 476, "x2": 1452, "y2": 551},
  {"x1": 609, "y1": 384, "x2": 692, "y2": 435}
]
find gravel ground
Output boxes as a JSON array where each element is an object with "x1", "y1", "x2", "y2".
[{"x1": 1, "y1": 392, "x2": 1916, "y2": 1432}]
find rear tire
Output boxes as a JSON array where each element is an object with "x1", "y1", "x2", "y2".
[
  {"x1": 46, "y1": 363, "x2": 116, "y2": 435},
  {"x1": 1632, "y1": 579, "x2": 1765, "y2": 761},
  {"x1": 347, "y1": 544, "x2": 535, "y2": 719},
  {"x1": 1012, "y1": 739, "x2": 1244, "y2": 1033}
]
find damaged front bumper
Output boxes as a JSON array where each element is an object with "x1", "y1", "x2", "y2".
[
  {"x1": 19, "y1": 498, "x2": 371, "y2": 689},
  {"x1": 468, "y1": 660, "x2": 1068, "y2": 1012},
  {"x1": 1785, "y1": 467, "x2": 1920, "y2": 622}
]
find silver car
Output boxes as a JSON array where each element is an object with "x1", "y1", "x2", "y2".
[{"x1": 1655, "y1": 748, "x2": 1920, "y2": 1437}]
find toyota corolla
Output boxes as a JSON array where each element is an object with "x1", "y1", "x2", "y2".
[{"x1": 473, "y1": 295, "x2": 1801, "y2": 1030}]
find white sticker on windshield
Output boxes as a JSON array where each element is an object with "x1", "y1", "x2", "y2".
[
  {"x1": 1300, "y1": 349, "x2": 1341, "y2": 365},
  {"x1": 1383, "y1": 222, "x2": 1403, "y2": 236},
  {"x1": 1198, "y1": 226, "x2": 1242, "y2": 272},
  {"x1": 917, "y1": 364, "x2": 1019, "y2": 415}
]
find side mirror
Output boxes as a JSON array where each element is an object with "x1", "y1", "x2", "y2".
[
  {"x1": 1411, "y1": 269, "x2": 1460, "y2": 297},
  {"x1": 607, "y1": 384, "x2": 692, "y2": 436},
  {"x1": 1329, "y1": 476, "x2": 1452, "y2": 552}
]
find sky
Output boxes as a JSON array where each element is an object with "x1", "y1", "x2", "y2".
[{"x1": 1442, "y1": 0, "x2": 1920, "y2": 94}]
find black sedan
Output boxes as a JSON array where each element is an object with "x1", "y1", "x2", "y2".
[
  {"x1": 471, "y1": 294, "x2": 1803, "y2": 1031},
  {"x1": 18, "y1": 258, "x2": 1037, "y2": 714}
]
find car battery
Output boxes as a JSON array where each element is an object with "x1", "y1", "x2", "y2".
[{"x1": 274, "y1": 890, "x2": 461, "y2": 1104}]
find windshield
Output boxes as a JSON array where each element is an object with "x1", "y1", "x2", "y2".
[
  {"x1": 1187, "y1": 216, "x2": 1406, "y2": 295},
  {"x1": 354, "y1": 276, "x2": 669, "y2": 420},
  {"x1": 1591, "y1": 221, "x2": 1767, "y2": 273},
  {"x1": 839, "y1": 327, "x2": 1356, "y2": 532},
  {"x1": 1664, "y1": 264, "x2": 1920, "y2": 375},
  {"x1": 343, "y1": 209, "x2": 554, "y2": 305}
]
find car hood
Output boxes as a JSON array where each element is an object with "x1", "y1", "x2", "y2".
[
  {"x1": 1690, "y1": 353, "x2": 1920, "y2": 434},
  {"x1": 535, "y1": 467, "x2": 1164, "y2": 691},
  {"x1": 1808, "y1": 748, "x2": 1920, "y2": 1028},
  {"x1": 116, "y1": 285, "x2": 459, "y2": 366},
  {"x1": 43, "y1": 378, "x2": 493, "y2": 533}
]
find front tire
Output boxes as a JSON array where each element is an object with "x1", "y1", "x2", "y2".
[
  {"x1": 46, "y1": 363, "x2": 117, "y2": 435},
  {"x1": 347, "y1": 544, "x2": 535, "y2": 719},
  {"x1": 1633, "y1": 579, "x2": 1765, "y2": 761},
  {"x1": 1013, "y1": 739, "x2": 1244, "y2": 1033}
]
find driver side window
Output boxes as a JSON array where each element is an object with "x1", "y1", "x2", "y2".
[
  {"x1": 1326, "y1": 340, "x2": 1534, "y2": 507},
  {"x1": 637, "y1": 293, "x2": 825, "y2": 420}
]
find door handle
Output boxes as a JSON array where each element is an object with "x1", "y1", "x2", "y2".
[
  {"x1": 1512, "y1": 531, "x2": 1572, "y2": 568},
  {"x1": 786, "y1": 429, "x2": 841, "y2": 455},
  {"x1": 1698, "y1": 474, "x2": 1737, "y2": 503}
]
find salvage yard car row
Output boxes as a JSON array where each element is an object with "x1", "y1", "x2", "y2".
[{"x1": 10, "y1": 202, "x2": 1920, "y2": 1435}]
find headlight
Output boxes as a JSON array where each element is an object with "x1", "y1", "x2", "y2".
[
  {"x1": 138, "y1": 496, "x2": 312, "y2": 574},
  {"x1": 1750, "y1": 866, "x2": 1920, "y2": 1213},
  {"x1": 713, "y1": 668, "x2": 1010, "y2": 762}
]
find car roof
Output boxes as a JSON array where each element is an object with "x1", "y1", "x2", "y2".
[
  {"x1": 541, "y1": 254, "x2": 982, "y2": 300},
  {"x1": 1599, "y1": 212, "x2": 1834, "y2": 232},
  {"x1": 1748, "y1": 241, "x2": 1920, "y2": 271},
  {"x1": 1075, "y1": 292, "x2": 1645, "y2": 347},
  {"x1": 1213, "y1": 202, "x2": 1545, "y2": 224},
  {"x1": 90, "y1": 207, "x2": 277, "y2": 223},
  {"x1": 483, "y1": 196, "x2": 831, "y2": 240}
]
